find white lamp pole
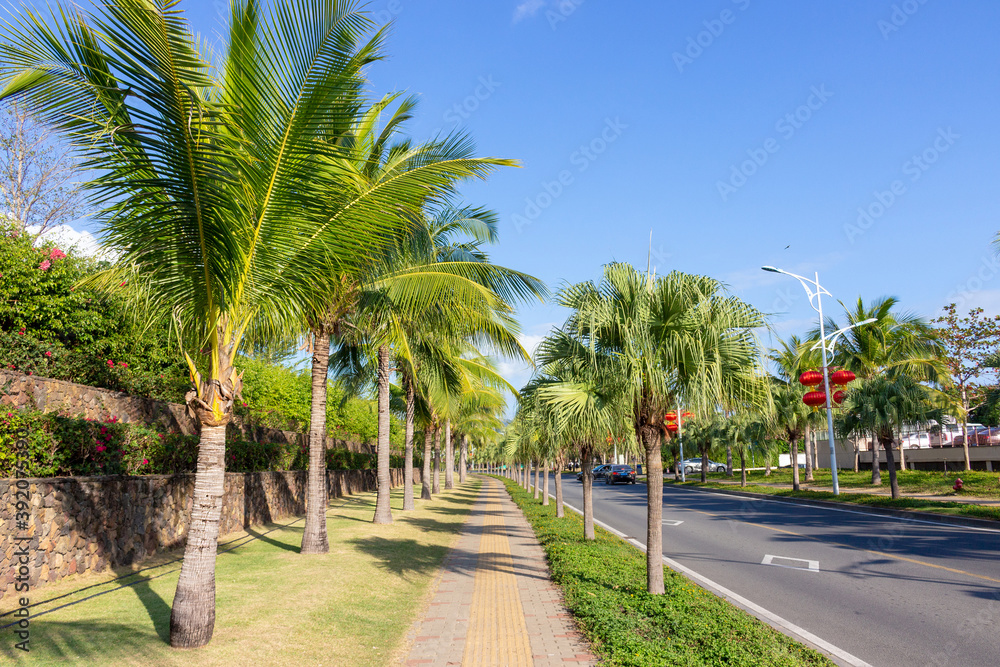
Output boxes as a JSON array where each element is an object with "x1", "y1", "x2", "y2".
[{"x1": 762, "y1": 266, "x2": 876, "y2": 495}]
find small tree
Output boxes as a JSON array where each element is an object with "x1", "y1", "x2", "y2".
[{"x1": 932, "y1": 304, "x2": 1000, "y2": 470}]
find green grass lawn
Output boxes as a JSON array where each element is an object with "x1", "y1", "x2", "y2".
[
  {"x1": 499, "y1": 477, "x2": 833, "y2": 667},
  {"x1": 699, "y1": 468, "x2": 1000, "y2": 499},
  {"x1": 0, "y1": 481, "x2": 480, "y2": 666}
]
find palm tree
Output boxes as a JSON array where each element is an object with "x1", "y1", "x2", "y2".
[
  {"x1": 839, "y1": 375, "x2": 935, "y2": 498},
  {"x1": 0, "y1": 0, "x2": 427, "y2": 647},
  {"x1": 541, "y1": 265, "x2": 767, "y2": 592},
  {"x1": 824, "y1": 297, "x2": 944, "y2": 483},
  {"x1": 769, "y1": 335, "x2": 823, "y2": 481},
  {"x1": 769, "y1": 380, "x2": 811, "y2": 490}
]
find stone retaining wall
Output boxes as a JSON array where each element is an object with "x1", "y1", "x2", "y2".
[
  {"x1": 0, "y1": 467, "x2": 419, "y2": 602},
  {"x1": 0, "y1": 369, "x2": 368, "y2": 452}
]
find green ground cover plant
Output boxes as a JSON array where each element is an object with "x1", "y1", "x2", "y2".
[
  {"x1": 500, "y1": 477, "x2": 833, "y2": 667},
  {"x1": 0, "y1": 483, "x2": 478, "y2": 666}
]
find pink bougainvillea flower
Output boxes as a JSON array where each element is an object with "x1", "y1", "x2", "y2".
[
  {"x1": 96, "y1": 445, "x2": 107, "y2": 453},
  {"x1": 99, "y1": 426, "x2": 108, "y2": 435},
  {"x1": 17, "y1": 328, "x2": 25, "y2": 335},
  {"x1": 49, "y1": 247, "x2": 66, "y2": 260},
  {"x1": 44, "y1": 351, "x2": 52, "y2": 357},
  {"x1": 38, "y1": 259, "x2": 51, "y2": 271},
  {"x1": 118, "y1": 362, "x2": 128, "y2": 369},
  {"x1": 158, "y1": 433, "x2": 165, "y2": 439},
  {"x1": 242, "y1": 402, "x2": 248, "y2": 407},
  {"x1": 107, "y1": 359, "x2": 114, "y2": 367},
  {"x1": 142, "y1": 458, "x2": 149, "y2": 465}
]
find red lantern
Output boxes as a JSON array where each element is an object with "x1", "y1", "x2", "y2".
[
  {"x1": 664, "y1": 412, "x2": 677, "y2": 422},
  {"x1": 802, "y1": 391, "x2": 826, "y2": 409},
  {"x1": 682, "y1": 411, "x2": 694, "y2": 419},
  {"x1": 799, "y1": 370, "x2": 823, "y2": 387},
  {"x1": 666, "y1": 422, "x2": 679, "y2": 433},
  {"x1": 833, "y1": 390, "x2": 847, "y2": 405},
  {"x1": 830, "y1": 369, "x2": 856, "y2": 386}
]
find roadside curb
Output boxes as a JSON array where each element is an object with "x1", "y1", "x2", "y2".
[{"x1": 670, "y1": 483, "x2": 1000, "y2": 530}]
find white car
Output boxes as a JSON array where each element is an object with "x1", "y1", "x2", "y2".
[{"x1": 900, "y1": 433, "x2": 931, "y2": 449}]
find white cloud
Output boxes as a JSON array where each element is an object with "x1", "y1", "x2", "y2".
[
  {"x1": 28, "y1": 223, "x2": 119, "y2": 263},
  {"x1": 513, "y1": 0, "x2": 546, "y2": 23}
]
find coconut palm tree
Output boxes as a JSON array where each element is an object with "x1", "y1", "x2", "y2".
[
  {"x1": 839, "y1": 375, "x2": 936, "y2": 498},
  {"x1": 769, "y1": 380, "x2": 811, "y2": 491},
  {"x1": 823, "y1": 297, "x2": 944, "y2": 483},
  {"x1": 0, "y1": 0, "x2": 437, "y2": 647},
  {"x1": 768, "y1": 335, "x2": 824, "y2": 481}
]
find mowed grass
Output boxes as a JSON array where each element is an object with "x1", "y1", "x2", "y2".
[
  {"x1": 708, "y1": 468, "x2": 1000, "y2": 498},
  {"x1": 0, "y1": 481, "x2": 480, "y2": 666}
]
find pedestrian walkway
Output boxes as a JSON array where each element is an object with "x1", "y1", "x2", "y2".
[{"x1": 403, "y1": 476, "x2": 596, "y2": 667}]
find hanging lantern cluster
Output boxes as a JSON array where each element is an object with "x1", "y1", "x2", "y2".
[
  {"x1": 798, "y1": 368, "x2": 856, "y2": 409},
  {"x1": 663, "y1": 411, "x2": 693, "y2": 434}
]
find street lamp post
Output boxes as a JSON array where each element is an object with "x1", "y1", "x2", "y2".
[{"x1": 761, "y1": 266, "x2": 876, "y2": 495}]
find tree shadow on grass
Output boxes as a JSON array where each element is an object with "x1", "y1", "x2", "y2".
[
  {"x1": 396, "y1": 516, "x2": 468, "y2": 535},
  {"x1": 113, "y1": 565, "x2": 172, "y2": 643},
  {"x1": 349, "y1": 536, "x2": 471, "y2": 582},
  {"x1": 0, "y1": 619, "x2": 170, "y2": 663},
  {"x1": 245, "y1": 525, "x2": 302, "y2": 553}
]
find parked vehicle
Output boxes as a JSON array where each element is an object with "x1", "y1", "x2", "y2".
[
  {"x1": 680, "y1": 458, "x2": 728, "y2": 474},
  {"x1": 900, "y1": 433, "x2": 931, "y2": 449},
  {"x1": 931, "y1": 423, "x2": 984, "y2": 447},
  {"x1": 954, "y1": 427, "x2": 1000, "y2": 446},
  {"x1": 577, "y1": 464, "x2": 612, "y2": 482},
  {"x1": 604, "y1": 465, "x2": 636, "y2": 485}
]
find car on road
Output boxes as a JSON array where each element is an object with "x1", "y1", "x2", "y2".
[
  {"x1": 577, "y1": 464, "x2": 612, "y2": 482},
  {"x1": 680, "y1": 458, "x2": 728, "y2": 474},
  {"x1": 604, "y1": 465, "x2": 636, "y2": 485}
]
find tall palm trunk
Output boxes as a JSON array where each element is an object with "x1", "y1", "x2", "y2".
[
  {"x1": 739, "y1": 449, "x2": 747, "y2": 487},
  {"x1": 804, "y1": 425, "x2": 815, "y2": 483},
  {"x1": 533, "y1": 459, "x2": 540, "y2": 500},
  {"x1": 372, "y1": 345, "x2": 393, "y2": 524},
  {"x1": 170, "y1": 326, "x2": 241, "y2": 648},
  {"x1": 542, "y1": 459, "x2": 550, "y2": 506},
  {"x1": 700, "y1": 448, "x2": 708, "y2": 483},
  {"x1": 402, "y1": 378, "x2": 416, "y2": 511},
  {"x1": 444, "y1": 419, "x2": 454, "y2": 490},
  {"x1": 642, "y1": 427, "x2": 665, "y2": 595},
  {"x1": 581, "y1": 445, "x2": 595, "y2": 540},
  {"x1": 881, "y1": 433, "x2": 900, "y2": 499},
  {"x1": 554, "y1": 453, "x2": 565, "y2": 518},
  {"x1": 791, "y1": 437, "x2": 800, "y2": 491},
  {"x1": 170, "y1": 422, "x2": 227, "y2": 647},
  {"x1": 433, "y1": 427, "x2": 441, "y2": 494},
  {"x1": 301, "y1": 330, "x2": 331, "y2": 553},
  {"x1": 871, "y1": 436, "x2": 882, "y2": 485},
  {"x1": 459, "y1": 434, "x2": 468, "y2": 483},
  {"x1": 726, "y1": 444, "x2": 733, "y2": 478},
  {"x1": 421, "y1": 427, "x2": 433, "y2": 500}
]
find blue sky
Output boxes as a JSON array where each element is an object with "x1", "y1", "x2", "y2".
[{"x1": 14, "y1": 0, "x2": 1000, "y2": 395}]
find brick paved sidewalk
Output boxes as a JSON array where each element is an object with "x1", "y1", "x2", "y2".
[{"x1": 403, "y1": 476, "x2": 597, "y2": 666}]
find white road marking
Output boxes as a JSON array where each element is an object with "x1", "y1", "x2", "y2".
[
  {"x1": 557, "y1": 498, "x2": 872, "y2": 667},
  {"x1": 762, "y1": 554, "x2": 820, "y2": 572},
  {"x1": 662, "y1": 519, "x2": 684, "y2": 526}
]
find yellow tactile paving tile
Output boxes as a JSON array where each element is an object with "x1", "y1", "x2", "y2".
[{"x1": 462, "y1": 492, "x2": 533, "y2": 667}]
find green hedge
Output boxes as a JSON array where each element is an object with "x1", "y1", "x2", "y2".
[
  {"x1": 0, "y1": 408, "x2": 414, "y2": 477},
  {"x1": 499, "y1": 477, "x2": 832, "y2": 667}
]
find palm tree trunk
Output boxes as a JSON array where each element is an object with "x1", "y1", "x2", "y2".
[
  {"x1": 791, "y1": 438, "x2": 800, "y2": 491},
  {"x1": 700, "y1": 449, "x2": 707, "y2": 483},
  {"x1": 542, "y1": 459, "x2": 550, "y2": 506},
  {"x1": 421, "y1": 428, "x2": 433, "y2": 500},
  {"x1": 402, "y1": 378, "x2": 416, "y2": 511},
  {"x1": 726, "y1": 444, "x2": 733, "y2": 478},
  {"x1": 169, "y1": 422, "x2": 227, "y2": 648},
  {"x1": 582, "y1": 445, "x2": 595, "y2": 540},
  {"x1": 301, "y1": 329, "x2": 331, "y2": 554},
  {"x1": 871, "y1": 436, "x2": 882, "y2": 485},
  {"x1": 554, "y1": 453, "x2": 565, "y2": 518},
  {"x1": 853, "y1": 440, "x2": 860, "y2": 473},
  {"x1": 433, "y1": 427, "x2": 441, "y2": 494},
  {"x1": 372, "y1": 345, "x2": 393, "y2": 524},
  {"x1": 882, "y1": 434, "x2": 900, "y2": 499},
  {"x1": 533, "y1": 459, "x2": 540, "y2": 500},
  {"x1": 642, "y1": 427, "x2": 665, "y2": 595},
  {"x1": 459, "y1": 434, "x2": 468, "y2": 483},
  {"x1": 804, "y1": 425, "x2": 814, "y2": 483},
  {"x1": 740, "y1": 449, "x2": 747, "y2": 487},
  {"x1": 444, "y1": 419, "x2": 454, "y2": 490}
]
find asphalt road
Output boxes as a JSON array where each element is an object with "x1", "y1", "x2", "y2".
[{"x1": 551, "y1": 473, "x2": 1000, "y2": 667}]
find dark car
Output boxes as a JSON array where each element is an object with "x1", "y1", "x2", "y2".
[
  {"x1": 604, "y1": 464, "x2": 636, "y2": 485},
  {"x1": 577, "y1": 464, "x2": 612, "y2": 482}
]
